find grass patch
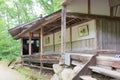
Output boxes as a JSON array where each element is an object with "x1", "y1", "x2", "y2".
[{"x1": 15, "y1": 66, "x2": 52, "y2": 80}]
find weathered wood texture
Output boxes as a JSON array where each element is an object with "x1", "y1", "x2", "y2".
[
  {"x1": 71, "y1": 53, "x2": 120, "y2": 69},
  {"x1": 96, "y1": 19, "x2": 120, "y2": 53},
  {"x1": 29, "y1": 33, "x2": 32, "y2": 55},
  {"x1": 72, "y1": 53, "x2": 98, "y2": 80},
  {"x1": 72, "y1": 20, "x2": 97, "y2": 52},
  {"x1": 61, "y1": 6, "x2": 67, "y2": 54},
  {"x1": 22, "y1": 54, "x2": 60, "y2": 64}
]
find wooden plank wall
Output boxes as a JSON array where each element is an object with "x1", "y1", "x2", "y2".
[
  {"x1": 72, "y1": 20, "x2": 97, "y2": 52},
  {"x1": 97, "y1": 19, "x2": 120, "y2": 54},
  {"x1": 43, "y1": 20, "x2": 97, "y2": 54}
]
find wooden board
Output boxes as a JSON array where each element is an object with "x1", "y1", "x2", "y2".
[
  {"x1": 80, "y1": 75, "x2": 97, "y2": 80},
  {"x1": 96, "y1": 19, "x2": 120, "y2": 52},
  {"x1": 89, "y1": 66, "x2": 120, "y2": 79},
  {"x1": 70, "y1": 53, "x2": 120, "y2": 69}
]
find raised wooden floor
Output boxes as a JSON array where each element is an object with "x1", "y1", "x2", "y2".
[{"x1": 22, "y1": 54, "x2": 60, "y2": 64}]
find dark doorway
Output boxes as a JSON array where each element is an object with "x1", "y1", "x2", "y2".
[{"x1": 23, "y1": 39, "x2": 39, "y2": 55}]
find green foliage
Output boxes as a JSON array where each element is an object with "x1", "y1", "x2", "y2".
[
  {"x1": 37, "y1": 0, "x2": 61, "y2": 15},
  {"x1": 0, "y1": 0, "x2": 61, "y2": 61}
]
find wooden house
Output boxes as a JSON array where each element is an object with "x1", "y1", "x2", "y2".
[{"x1": 9, "y1": 0, "x2": 120, "y2": 79}]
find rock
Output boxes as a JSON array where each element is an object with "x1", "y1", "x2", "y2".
[
  {"x1": 53, "y1": 64, "x2": 63, "y2": 74},
  {"x1": 51, "y1": 74, "x2": 60, "y2": 80},
  {"x1": 61, "y1": 68, "x2": 75, "y2": 80},
  {"x1": 73, "y1": 65, "x2": 83, "y2": 74}
]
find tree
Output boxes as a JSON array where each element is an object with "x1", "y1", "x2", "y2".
[
  {"x1": 0, "y1": 0, "x2": 61, "y2": 61},
  {"x1": 37, "y1": 0, "x2": 61, "y2": 15}
]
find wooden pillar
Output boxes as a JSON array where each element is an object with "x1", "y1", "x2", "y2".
[
  {"x1": 88, "y1": 0, "x2": 91, "y2": 14},
  {"x1": 21, "y1": 38, "x2": 24, "y2": 65},
  {"x1": 61, "y1": 5, "x2": 67, "y2": 55},
  {"x1": 21, "y1": 38, "x2": 23, "y2": 56},
  {"x1": 70, "y1": 26, "x2": 72, "y2": 51},
  {"x1": 53, "y1": 32, "x2": 55, "y2": 52},
  {"x1": 40, "y1": 27, "x2": 43, "y2": 59},
  {"x1": 110, "y1": 7, "x2": 114, "y2": 16},
  {"x1": 29, "y1": 33, "x2": 32, "y2": 65},
  {"x1": 40, "y1": 27, "x2": 43, "y2": 72},
  {"x1": 29, "y1": 33, "x2": 32, "y2": 55}
]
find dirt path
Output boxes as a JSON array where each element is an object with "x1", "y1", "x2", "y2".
[{"x1": 0, "y1": 65, "x2": 21, "y2": 80}]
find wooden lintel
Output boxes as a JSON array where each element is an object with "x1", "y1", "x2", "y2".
[{"x1": 67, "y1": 12, "x2": 120, "y2": 20}]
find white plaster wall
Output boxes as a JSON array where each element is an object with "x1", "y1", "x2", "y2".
[
  {"x1": 55, "y1": 28, "x2": 70, "y2": 44},
  {"x1": 43, "y1": 34, "x2": 53, "y2": 47}
]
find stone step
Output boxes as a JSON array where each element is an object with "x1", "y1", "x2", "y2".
[{"x1": 80, "y1": 75, "x2": 97, "y2": 80}]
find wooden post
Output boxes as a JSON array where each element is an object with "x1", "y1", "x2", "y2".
[
  {"x1": 40, "y1": 27, "x2": 43, "y2": 72},
  {"x1": 29, "y1": 33, "x2": 32, "y2": 65},
  {"x1": 21, "y1": 38, "x2": 23, "y2": 56},
  {"x1": 88, "y1": 0, "x2": 91, "y2": 14},
  {"x1": 29, "y1": 33, "x2": 32, "y2": 55},
  {"x1": 53, "y1": 32, "x2": 55, "y2": 52},
  {"x1": 61, "y1": 5, "x2": 67, "y2": 54},
  {"x1": 70, "y1": 26, "x2": 72, "y2": 51},
  {"x1": 60, "y1": 5, "x2": 67, "y2": 64},
  {"x1": 40, "y1": 27, "x2": 43, "y2": 60},
  {"x1": 110, "y1": 7, "x2": 113, "y2": 16},
  {"x1": 21, "y1": 38, "x2": 24, "y2": 65}
]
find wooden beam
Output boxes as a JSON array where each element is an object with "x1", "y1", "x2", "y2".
[
  {"x1": 89, "y1": 66, "x2": 120, "y2": 79},
  {"x1": 61, "y1": 6, "x2": 67, "y2": 54},
  {"x1": 67, "y1": 12, "x2": 120, "y2": 20},
  {"x1": 70, "y1": 53, "x2": 120, "y2": 69}
]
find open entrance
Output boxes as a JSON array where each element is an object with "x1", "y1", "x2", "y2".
[{"x1": 23, "y1": 39, "x2": 39, "y2": 55}]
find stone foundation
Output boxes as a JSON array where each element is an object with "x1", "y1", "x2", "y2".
[{"x1": 51, "y1": 64, "x2": 82, "y2": 80}]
